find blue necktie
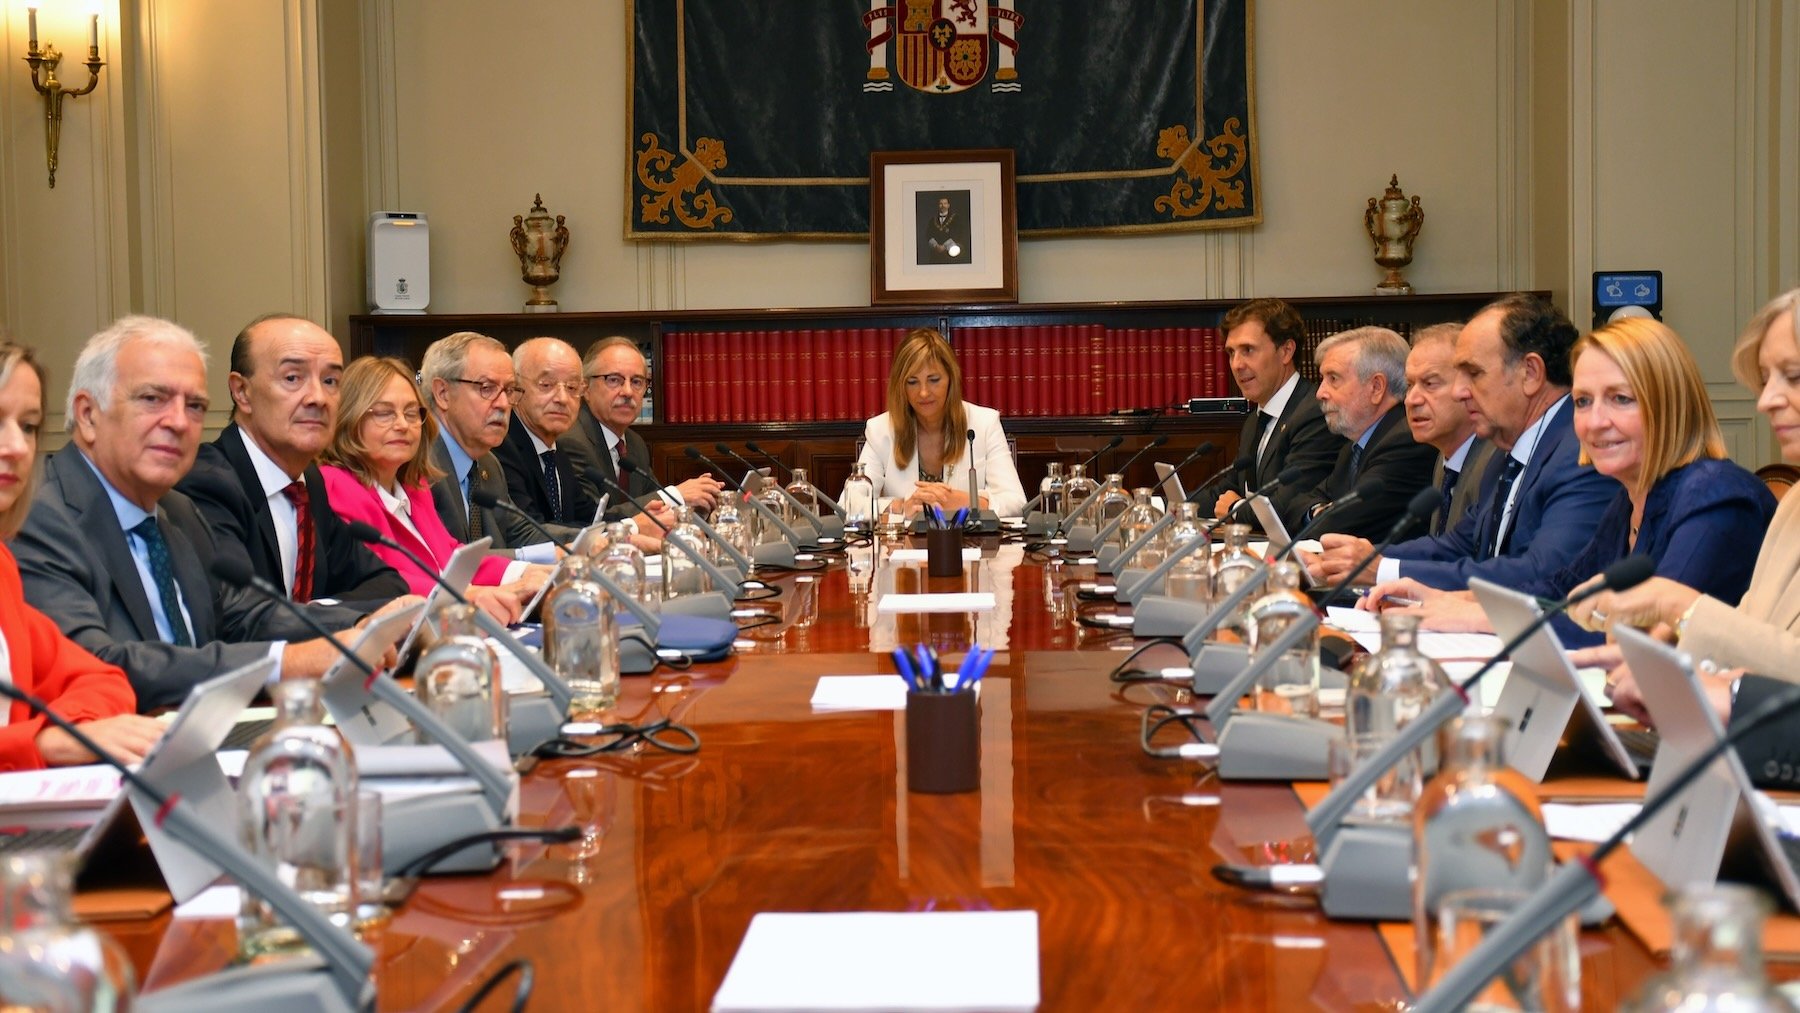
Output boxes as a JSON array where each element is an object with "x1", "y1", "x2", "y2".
[
  {"x1": 1484, "y1": 457, "x2": 1526, "y2": 558},
  {"x1": 1347, "y1": 442, "x2": 1365, "y2": 481},
  {"x1": 1434, "y1": 467, "x2": 1460, "y2": 536},
  {"x1": 132, "y1": 517, "x2": 192, "y2": 647}
]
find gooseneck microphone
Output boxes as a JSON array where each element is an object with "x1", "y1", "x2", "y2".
[
  {"x1": 587, "y1": 469, "x2": 762, "y2": 600},
  {"x1": 613, "y1": 461, "x2": 763, "y2": 583},
  {"x1": 0, "y1": 678, "x2": 375, "y2": 1009},
  {"x1": 1021, "y1": 435, "x2": 1125, "y2": 518},
  {"x1": 1187, "y1": 453, "x2": 1254, "y2": 505},
  {"x1": 1301, "y1": 553, "x2": 1656, "y2": 848},
  {"x1": 1412, "y1": 622, "x2": 1791, "y2": 1011},
  {"x1": 1106, "y1": 434, "x2": 1169, "y2": 483},
  {"x1": 743, "y1": 440, "x2": 847, "y2": 519},
  {"x1": 716, "y1": 443, "x2": 831, "y2": 540},
  {"x1": 685, "y1": 445, "x2": 819, "y2": 552},
  {"x1": 210, "y1": 555, "x2": 519, "y2": 815}
]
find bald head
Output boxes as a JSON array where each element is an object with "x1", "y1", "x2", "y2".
[{"x1": 513, "y1": 337, "x2": 584, "y2": 442}]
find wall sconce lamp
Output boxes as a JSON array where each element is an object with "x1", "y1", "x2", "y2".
[{"x1": 22, "y1": 6, "x2": 105, "y2": 188}]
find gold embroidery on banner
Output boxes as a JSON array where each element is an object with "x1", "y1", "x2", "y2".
[
  {"x1": 636, "y1": 133, "x2": 735, "y2": 230},
  {"x1": 1152, "y1": 117, "x2": 1249, "y2": 219}
]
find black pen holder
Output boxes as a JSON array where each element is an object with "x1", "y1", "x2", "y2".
[
  {"x1": 925, "y1": 527, "x2": 964, "y2": 577},
  {"x1": 905, "y1": 690, "x2": 980, "y2": 794}
]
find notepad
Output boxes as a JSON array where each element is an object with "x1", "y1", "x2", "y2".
[
  {"x1": 809, "y1": 675, "x2": 909, "y2": 711},
  {"x1": 1346, "y1": 629, "x2": 1503, "y2": 660},
  {"x1": 711, "y1": 910, "x2": 1040, "y2": 1012},
  {"x1": 876, "y1": 592, "x2": 996, "y2": 614},
  {"x1": 1542, "y1": 802, "x2": 1641, "y2": 843},
  {"x1": 886, "y1": 547, "x2": 982, "y2": 562}
]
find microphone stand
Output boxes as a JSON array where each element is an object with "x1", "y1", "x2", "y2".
[
  {"x1": 744, "y1": 440, "x2": 847, "y2": 519},
  {"x1": 1062, "y1": 436, "x2": 1168, "y2": 551},
  {"x1": 959, "y1": 428, "x2": 999, "y2": 534},
  {"x1": 686, "y1": 447, "x2": 822, "y2": 560},
  {"x1": 0, "y1": 679, "x2": 375, "y2": 1012},
  {"x1": 593, "y1": 471, "x2": 767, "y2": 601},
  {"x1": 717, "y1": 443, "x2": 838, "y2": 541},
  {"x1": 1093, "y1": 441, "x2": 1218, "y2": 575},
  {"x1": 1021, "y1": 436, "x2": 1122, "y2": 537},
  {"x1": 615, "y1": 460, "x2": 760, "y2": 579}
]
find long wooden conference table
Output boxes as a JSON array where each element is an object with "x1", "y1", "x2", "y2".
[{"x1": 99, "y1": 539, "x2": 1681, "y2": 1010}]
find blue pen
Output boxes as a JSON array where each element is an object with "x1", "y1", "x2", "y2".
[
  {"x1": 893, "y1": 647, "x2": 919, "y2": 690},
  {"x1": 913, "y1": 645, "x2": 934, "y2": 691},
  {"x1": 951, "y1": 507, "x2": 968, "y2": 528},
  {"x1": 953, "y1": 650, "x2": 978, "y2": 689},
  {"x1": 966, "y1": 647, "x2": 994, "y2": 688}
]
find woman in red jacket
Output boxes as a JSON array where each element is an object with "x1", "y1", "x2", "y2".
[{"x1": 0, "y1": 342, "x2": 157, "y2": 771}]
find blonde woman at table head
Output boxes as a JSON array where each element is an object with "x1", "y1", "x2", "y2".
[{"x1": 855, "y1": 327, "x2": 1027, "y2": 517}]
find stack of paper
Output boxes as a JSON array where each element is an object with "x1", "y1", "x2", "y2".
[{"x1": 876, "y1": 592, "x2": 996, "y2": 614}]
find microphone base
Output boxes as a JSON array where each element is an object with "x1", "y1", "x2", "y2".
[
  {"x1": 1317, "y1": 822, "x2": 1414, "y2": 921},
  {"x1": 1022, "y1": 511, "x2": 1058, "y2": 538},
  {"x1": 381, "y1": 791, "x2": 506, "y2": 875},
  {"x1": 620, "y1": 629, "x2": 659, "y2": 673},
  {"x1": 1190, "y1": 643, "x2": 1251, "y2": 694},
  {"x1": 1131, "y1": 595, "x2": 1211, "y2": 639},
  {"x1": 1063, "y1": 525, "x2": 1100, "y2": 554},
  {"x1": 661, "y1": 591, "x2": 733, "y2": 622},
  {"x1": 1215, "y1": 713, "x2": 1338, "y2": 781},
  {"x1": 751, "y1": 540, "x2": 798, "y2": 569},
  {"x1": 507, "y1": 693, "x2": 565, "y2": 755},
  {"x1": 138, "y1": 957, "x2": 363, "y2": 1013},
  {"x1": 1094, "y1": 544, "x2": 1124, "y2": 574},
  {"x1": 1114, "y1": 567, "x2": 1164, "y2": 603}
]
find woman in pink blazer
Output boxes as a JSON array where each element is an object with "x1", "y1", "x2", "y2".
[{"x1": 319, "y1": 357, "x2": 536, "y2": 624}]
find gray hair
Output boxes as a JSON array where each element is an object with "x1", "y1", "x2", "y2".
[
  {"x1": 582, "y1": 336, "x2": 646, "y2": 373},
  {"x1": 419, "y1": 330, "x2": 507, "y2": 387},
  {"x1": 66, "y1": 315, "x2": 208, "y2": 430},
  {"x1": 513, "y1": 336, "x2": 580, "y2": 373},
  {"x1": 1410, "y1": 322, "x2": 1463, "y2": 351},
  {"x1": 1315, "y1": 325, "x2": 1410, "y2": 398}
]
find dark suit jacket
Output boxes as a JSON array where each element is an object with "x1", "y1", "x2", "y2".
[
  {"x1": 428, "y1": 433, "x2": 581, "y2": 551},
  {"x1": 1199, "y1": 376, "x2": 1345, "y2": 523},
  {"x1": 1729, "y1": 674, "x2": 1800, "y2": 791},
  {"x1": 1385, "y1": 397, "x2": 1617, "y2": 590},
  {"x1": 1283, "y1": 402, "x2": 1437, "y2": 540},
  {"x1": 1434, "y1": 437, "x2": 1497, "y2": 535},
  {"x1": 494, "y1": 413, "x2": 597, "y2": 527},
  {"x1": 559, "y1": 406, "x2": 659, "y2": 521},
  {"x1": 14, "y1": 450, "x2": 362, "y2": 712},
  {"x1": 175, "y1": 425, "x2": 407, "y2": 603}
]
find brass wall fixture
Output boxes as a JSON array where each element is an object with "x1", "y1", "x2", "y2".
[{"x1": 22, "y1": 6, "x2": 105, "y2": 188}]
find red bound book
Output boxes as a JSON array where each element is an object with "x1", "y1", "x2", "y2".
[
  {"x1": 678, "y1": 334, "x2": 697, "y2": 424},
  {"x1": 738, "y1": 331, "x2": 758, "y2": 423},
  {"x1": 833, "y1": 329, "x2": 852, "y2": 420},
  {"x1": 719, "y1": 331, "x2": 738, "y2": 423},
  {"x1": 690, "y1": 332, "x2": 710, "y2": 423},
  {"x1": 664, "y1": 335, "x2": 682, "y2": 424},
  {"x1": 1101, "y1": 329, "x2": 1119, "y2": 414},
  {"x1": 1004, "y1": 325, "x2": 1024, "y2": 417},
  {"x1": 865, "y1": 329, "x2": 886, "y2": 419},
  {"x1": 1052, "y1": 323, "x2": 1072, "y2": 416},
  {"x1": 1014, "y1": 325, "x2": 1036, "y2": 417},
  {"x1": 786, "y1": 329, "x2": 804, "y2": 421},
  {"x1": 959, "y1": 330, "x2": 982, "y2": 407},
  {"x1": 1085, "y1": 324, "x2": 1105, "y2": 415}
]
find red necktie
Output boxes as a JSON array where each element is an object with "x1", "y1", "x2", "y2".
[{"x1": 283, "y1": 480, "x2": 315, "y2": 601}]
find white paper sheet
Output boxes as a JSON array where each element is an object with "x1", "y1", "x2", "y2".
[
  {"x1": 876, "y1": 592, "x2": 996, "y2": 614},
  {"x1": 886, "y1": 547, "x2": 982, "y2": 562},
  {"x1": 1542, "y1": 802, "x2": 1641, "y2": 843},
  {"x1": 1324, "y1": 606, "x2": 1381, "y2": 633},
  {"x1": 0, "y1": 764, "x2": 120, "y2": 812},
  {"x1": 1347, "y1": 629, "x2": 1503, "y2": 660},
  {"x1": 711, "y1": 910, "x2": 1040, "y2": 1012},
  {"x1": 173, "y1": 883, "x2": 241, "y2": 920},
  {"x1": 809, "y1": 675, "x2": 910, "y2": 712}
]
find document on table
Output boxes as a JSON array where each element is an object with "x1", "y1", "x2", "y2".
[
  {"x1": 887, "y1": 547, "x2": 982, "y2": 562},
  {"x1": 711, "y1": 910, "x2": 1040, "y2": 1012},
  {"x1": 810, "y1": 675, "x2": 909, "y2": 712},
  {"x1": 0, "y1": 764, "x2": 121, "y2": 816},
  {"x1": 1541, "y1": 802, "x2": 1641, "y2": 843},
  {"x1": 876, "y1": 592, "x2": 996, "y2": 613}
]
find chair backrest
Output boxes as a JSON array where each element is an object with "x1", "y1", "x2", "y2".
[{"x1": 1756, "y1": 462, "x2": 1800, "y2": 502}]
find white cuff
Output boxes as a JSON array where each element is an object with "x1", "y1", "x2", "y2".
[
  {"x1": 516, "y1": 542, "x2": 557, "y2": 565},
  {"x1": 1375, "y1": 557, "x2": 1401, "y2": 584}
]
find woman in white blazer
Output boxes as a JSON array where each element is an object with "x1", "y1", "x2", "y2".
[{"x1": 854, "y1": 327, "x2": 1027, "y2": 518}]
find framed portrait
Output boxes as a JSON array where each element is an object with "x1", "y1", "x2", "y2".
[{"x1": 869, "y1": 149, "x2": 1018, "y2": 305}]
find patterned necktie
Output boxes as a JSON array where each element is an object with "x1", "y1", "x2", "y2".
[
  {"x1": 131, "y1": 517, "x2": 192, "y2": 647},
  {"x1": 1347, "y1": 442, "x2": 1365, "y2": 481},
  {"x1": 465, "y1": 465, "x2": 484, "y2": 539},
  {"x1": 1434, "y1": 467, "x2": 1461, "y2": 537},
  {"x1": 282, "y1": 480, "x2": 315, "y2": 601},
  {"x1": 541, "y1": 449, "x2": 562, "y2": 522},
  {"x1": 1485, "y1": 457, "x2": 1526, "y2": 558}
]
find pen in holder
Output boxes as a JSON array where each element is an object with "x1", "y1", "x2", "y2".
[
  {"x1": 905, "y1": 689, "x2": 980, "y2": 793},
  {"x1": 925, "y1": 527, "x2": 964, "y2": 578}
]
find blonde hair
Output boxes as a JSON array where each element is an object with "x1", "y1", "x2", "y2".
[
  {"x1": 1571, "y1": 318, "x2": 1724, "y2": 497},
  {"x1": 321, "y1": 356, "x2": 444, "y2": 490},
  {"x1": 1731, "y1": 287, "x2": 1800, "y2": 391},
  {"x1": 0, "y1": 343, "x2": 46, "y2": 540},
  {"x1": 885, "y1": 327, "x2": 969, "y2": 472}
]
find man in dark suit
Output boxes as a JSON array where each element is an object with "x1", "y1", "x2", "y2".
[
  {"x1": 1313, "y1": 294, "x2": 1615, "y2": 590},
  {"x1": 494, "y1": 337, "x2": 597, "y2": 527},
  {"x1": 1284, "y1": 327, "x2": 1436, "y2": 540},
  {"x1": 421, "y1": 331, "x2": 579, "y2": 557},
  {"x1": 561, "y1": 336, "x2": 721, "y2": 522},
  {"x1": 1206, "y1": 298, "x2": 1346, "y2": 525},
  {"x1": 13, "y1": 316, "x2": 370, "y2": 712},
  {"x1": 176, "y1": 314, "x2": 407, "y2": 604},
  {"x1": 1403, "y1": 323, "x2": 1495, "y2": 536}
]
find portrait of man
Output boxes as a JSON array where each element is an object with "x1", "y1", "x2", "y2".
[{"x1": 916, "y1": 190, "x2": 972, "y2": 265}]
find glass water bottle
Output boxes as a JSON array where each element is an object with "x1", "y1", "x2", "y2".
[
  {"x1": 542, "y1": 554, "x2": 621, "y2": 715},
  {"x1": 1162, "y1": 503, "x2": 1212, "y2": 602},
  {"x1": 1245, "y1": 560, "x2": 1320, "y2": 717},
  {"x1": 1039, "y1": 462, "x2": 1066, "y2": 519},
  {"x1": 843, "y1": 462, "x2": 876, "y2": 535},
  {"x1": 237, "y1": 677, "x2": 358, "y2": 957},
  {"x1": 663, "y1": 504, "x2": 713, "y2": 599},
  {"x1": 785, "y1": 467, "x2": 820, "y2": 521},
  {"x1": 1094, "y1": 473, "x2": 1130, "y2": 525},
  {"x1": 1118, "y1": 488, "x2": 1160, "y2": 553},
  {"x1": 711, "y1": 492, "x2": 753, "y2": 563},
  {"x1": 1413, "y1": 714, "x2": 1560, "y2": 991},
  {"x1": 414, "y1": 602, "x2": 507, "y2": 743},
  {"x1": 1628, "y1": 883, "x2": 1798, "y2": 1012},
  {"x1": 0, "y1": 851, "x2": 134, "y2": 1010},
  {"x1": 595, "y1": 521, "x2": 658, "y2": 618},
  {"x1": 1343, "y1": 612, "x2": 1453, "y2": 820},
  {"x1": 1064, "y1": 463, "x2": 1098, "y2": 520},
  {"x1": 1209, "y1": 522, "x2": 1265, "y2": 640},
  {"x1": 755, "y1": 480, "x2": 789, "y2": 540}
]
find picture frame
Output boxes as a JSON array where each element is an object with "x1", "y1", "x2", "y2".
[{"x1": 869, "y1": 149, "x2": 1018, "y2": 305}]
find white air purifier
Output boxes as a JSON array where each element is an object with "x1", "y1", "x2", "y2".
[{"x1": 368, "y1": 212, "x2": 430, "y2": 313}]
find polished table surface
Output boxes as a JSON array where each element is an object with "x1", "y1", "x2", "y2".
[{"x1": 113, "y1": 540, "x2": 1670, "y2": 1011}]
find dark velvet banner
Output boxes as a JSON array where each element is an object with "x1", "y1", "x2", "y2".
[{"x1": 628, "y1": 0, "x2": 1258, "y2": 239}]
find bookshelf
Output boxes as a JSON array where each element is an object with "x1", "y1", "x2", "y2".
[{"x1": 348, "y1": 292, "x2": 1526, "y2": 500}]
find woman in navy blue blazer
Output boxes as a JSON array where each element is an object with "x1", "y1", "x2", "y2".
[{"x1": 1362, "y1": 316, "x2": 1776, "y2": 642}]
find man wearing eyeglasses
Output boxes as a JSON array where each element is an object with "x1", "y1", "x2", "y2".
[
  {"x1": 562, "y1": 336, "x2": 723, "y2": 517},
  {"x1": 176, "y1": 314, "x2": 408, "y2": 605},
  {"x1": 494, "y1": 337, "x2": 597, "y2": 526},
  {"x1": 422, "y1": 331, "x2": 579, "y2": 558}
]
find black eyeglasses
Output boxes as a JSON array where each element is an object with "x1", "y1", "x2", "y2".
[
  {"x1": 588, "y1": 372, "x2": 649, "y2": 394},
  {"x1": 450, "y1": 377, "x2": 524, "y2": 402}
]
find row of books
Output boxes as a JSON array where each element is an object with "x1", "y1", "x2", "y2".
[
  {"x1": 658, "y1": 324, "x2": 1235, "y2": 423},
  {"x1": 1294, "y1": 318, "x2": 1418, "y2": 382}
]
